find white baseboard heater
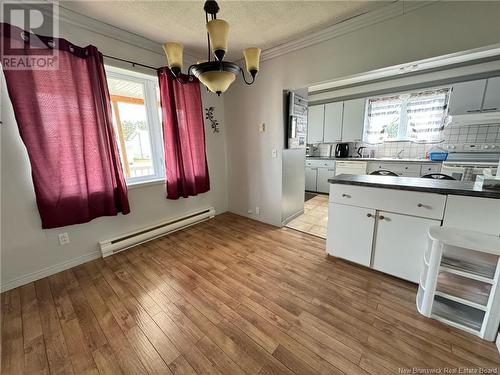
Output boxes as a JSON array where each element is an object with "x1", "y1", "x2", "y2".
[{"x1": 99, "y1": 207, "x2": 215, "y2": 257}]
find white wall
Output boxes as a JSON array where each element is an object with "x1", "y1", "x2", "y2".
[
  {"x1": 224, "y1": 1, "x2": 500, "y2": 226},
  {"x1": 0, "y1": 12, "x2": 228, "y2": 291}
]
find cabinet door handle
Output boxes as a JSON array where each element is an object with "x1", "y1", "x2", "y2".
[
  {"x1": 341, "y1": 193, "x2": 351, "y2": 198},
  {"x1": 366, "y1": 213, "x2": 373, "y2": 218},
  {"x1": 466, "y1": 109, "x2": 481, "y2": 113},
  {"x1": 378, "y1": 215, "x2": 385, "y2": 220},
  {"x1": 328, "y1": 169, "x2": 335, "y2": 171},
  {"x1": 482, "y1": 108, "x2": 498, "y2": 112},
  {"x1": 417, "y1": 203, "x2": 426, "y2": 208}
]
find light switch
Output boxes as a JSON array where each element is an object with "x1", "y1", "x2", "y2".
[
  {"x1": 272, "y1": 149, "x2": 277, "y2": 158},
  {"x1": 259, "y1": 123, "x2": 266, "y2": 132}
]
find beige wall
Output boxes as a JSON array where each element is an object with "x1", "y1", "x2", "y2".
[
  {"x1": 0, "y1": 13, "x2": 228, "y2": 290},
  {"x1": 224, "y1": 1, "x2": 500, "y2": 226}
]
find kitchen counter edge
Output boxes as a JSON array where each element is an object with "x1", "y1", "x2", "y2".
[
  {"x1": 307, "y1": 157, "x2": 442, "y2": 163},
  {"x1": 328, "y1": 174, "x2": 500, "y2": 199}
]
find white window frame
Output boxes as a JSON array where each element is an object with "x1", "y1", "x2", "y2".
[
  {"x1": 363, "y1": 86, "x2": 451, "y2": 144},
  {"x1": 105, "y1": 66, "x2": 165, "y2": 186}
]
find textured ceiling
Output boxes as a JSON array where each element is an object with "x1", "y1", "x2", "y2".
[{"x1": 61, "y1": 0, "x2": 394, "y2": 60}]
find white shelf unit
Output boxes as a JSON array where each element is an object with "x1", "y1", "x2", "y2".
[{"x1": 417, "y1": 227, "x2": 500, "y2": 341}]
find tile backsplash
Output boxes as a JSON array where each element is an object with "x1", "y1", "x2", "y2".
[{"x1": 310, "y1": 124, "x2": 500, "y2": 159}]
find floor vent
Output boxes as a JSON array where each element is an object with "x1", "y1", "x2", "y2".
[{"x1": 99, "y1": 207, "x2": 215, "y2": 257}]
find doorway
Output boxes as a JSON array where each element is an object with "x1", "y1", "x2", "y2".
[{"x1": 285, "y1": 193, "x2": 328, "y2": 238}]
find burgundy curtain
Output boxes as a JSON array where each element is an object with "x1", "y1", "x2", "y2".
[
  {"x1": 157, "y1": 68, "x2": 210, "y2": 199},
  {"x1": 1, "y1": 23, "x2": 130, "y2": 228}
]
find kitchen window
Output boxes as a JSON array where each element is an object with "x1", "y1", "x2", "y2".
[
  {"x1": 364, "y1": 87, "x2": 451, "y2": 144},
  {"x1": 106, "y1": 67, "x2": 164, "y2": 185}
]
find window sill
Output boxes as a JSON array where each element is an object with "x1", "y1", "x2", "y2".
[{"x1": 127, "y1": 178, "x2": 164, "y2": 190}]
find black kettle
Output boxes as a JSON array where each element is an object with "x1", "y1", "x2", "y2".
[{"x1": 334, "y1": 143, "x2": 349, "y2": 158}]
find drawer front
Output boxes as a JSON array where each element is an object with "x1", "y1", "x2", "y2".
[
  {"x1": 329, "y1": 184, "x2": 446, "y2": 219},
  {"x1": 306, "y1": 159, "x2": 335, "y2": 168},
  {"x1": 367, "y1": 162, "x2": 420, "y2": 176},
  {"x1": 420, "y1": 164, "x2": 441, "y2": 176}
]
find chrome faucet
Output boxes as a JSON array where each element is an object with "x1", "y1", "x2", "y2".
[{"x1": 395, "y1": 149, "x2": 405, "y2": 159}]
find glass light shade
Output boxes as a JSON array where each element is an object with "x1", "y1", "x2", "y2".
[
  {"x1": 206, "y1": 19, "x2": 229, "y2": 52},
  {"x1": 243, "y1": 47, "x2": 261, "y2": 72},
  {"x1": 199, "y1": 71, "x2": 236, "y2": 94},
  {"x1": 163, "y1": 42, "x2": 183, "y2": 69}
]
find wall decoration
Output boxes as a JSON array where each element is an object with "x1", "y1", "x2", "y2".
[
  {"x1": 286, "y1": 90, "x2": 308, "y2": 149},
  {"x1": 205, "y1": 106, "x2": 219, "y2": 133}
]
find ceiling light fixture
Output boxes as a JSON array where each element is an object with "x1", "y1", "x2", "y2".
[{"x1": 162, "y1": 0, "x2": 261, "y2": 96}]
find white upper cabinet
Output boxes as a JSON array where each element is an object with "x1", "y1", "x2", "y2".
[
  {"x1": 307, "y1": 99, "x2": 366, "y2": 144},
  {"x1": 482, "y1": 77, "x2": 500, "y2": 112},
  {"x1": 448, "y1": 79, "x2": 487, "y2": 115},
  {"x1": 342, "y1": 98, "x2": 366, "y2": 142},
  {"x1": 307, "y1": 105, "x2": 324, "y2": 144},
  {"x1": 323, "y1": 102, "x2": 343, "y2": 143}
]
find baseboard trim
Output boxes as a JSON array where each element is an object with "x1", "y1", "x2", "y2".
[
  {"x1": 496, "y1": 332, "x2": 500, "y2": 355},
  {"x1": 282, "y1": 209, "x2": 305, "y2": 226},
  {"x1": 0, "y1": 251, "x2": 101, "y2": 293}
]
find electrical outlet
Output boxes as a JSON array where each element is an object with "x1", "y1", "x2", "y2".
[
  {"x1": 272, "y1": 149, "x2": 277, "y2": 158},
  {"x1": 255, "y1": 207, "x2": 260, "y2": 215},
  {"x1": 58, "y1": 232, "x2": 70, "y2": 245}
]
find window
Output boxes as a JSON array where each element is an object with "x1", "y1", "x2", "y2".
[
  {"x1": 106, "y1": 67, "x2": 164, "y2": 184},
  {"x1": 364, "y1": 88, "x2": 451, "y2": 144}
]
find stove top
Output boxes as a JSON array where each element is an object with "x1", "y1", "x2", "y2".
[{"x1": 444, "y1": 152, "x2": 500, "y2": 166}]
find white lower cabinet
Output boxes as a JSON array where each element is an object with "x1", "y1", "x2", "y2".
[
  {"x1": 305, "y1": 167, "x2": 317, "y2": 191},
  {"x1": 316, "y1": 168, "x2": 335, "y2": 193},
  {"x1": 327, "y1": 184, "x2": 446, "y2": 282},
  {"x1": 327, "y1": 204, "x2": 375, "y2": 266},
  {"x1": 372, "y1": 212, "x2": 441, "y2": 283},
  {"x1": 443, "y1": 195, "x2": 500, "y2": 236}
]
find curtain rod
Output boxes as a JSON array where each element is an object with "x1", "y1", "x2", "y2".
[{"x1": 102, "y1": 54, "x2": 159, "y2": 71}]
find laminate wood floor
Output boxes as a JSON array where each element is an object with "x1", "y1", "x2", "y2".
[{"x1": 2, "y1": 213, "x2": 499, "y2": 374}]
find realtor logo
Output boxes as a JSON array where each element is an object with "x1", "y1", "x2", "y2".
[{"x1": 1, "y1": 1, "x2": 59, "y2": 70}]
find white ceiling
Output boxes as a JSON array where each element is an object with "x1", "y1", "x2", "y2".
[{"x1": 61, "y1": 0, "x2": 394, "y2": 60}]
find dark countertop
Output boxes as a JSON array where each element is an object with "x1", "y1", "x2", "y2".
[
  {"x1": 328, "y1": 174, "x2": 500, "y2": 199},
  {"x1": 307, "y1": 156, "x2": 441, "y2": 163}
]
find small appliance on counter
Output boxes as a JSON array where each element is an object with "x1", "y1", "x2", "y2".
[
  {"x1": 334, "y1": 143, "x2": 349, "y2": 158},
  {"x1": 357, "y1": 146, "x2": 367, "y2": 158}
]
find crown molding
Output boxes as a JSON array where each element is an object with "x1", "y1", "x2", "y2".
[
  {"x1": 56, "y1": 4, "x2": 198, "y2": 64},
  {"x1": 14, "y1": 1, "x2": 434, "y2": 67},
  {"x1": 259, "y1": 0, "x2": 436, "y2": 62},
  {"x1": 13, "y1": 1, "x2": 199, "y2": 64},
  {"x1": 57, "y1": 3, "x2": 166, "y2": 58}
]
